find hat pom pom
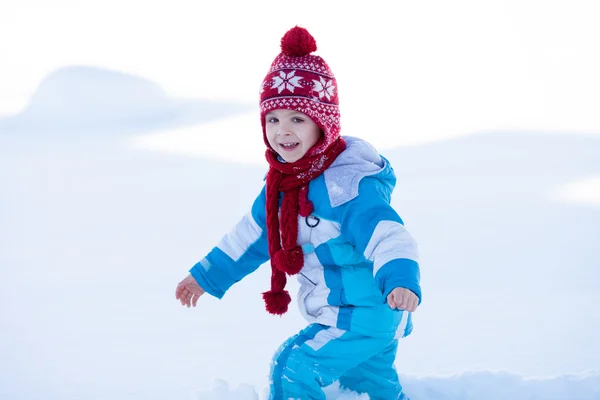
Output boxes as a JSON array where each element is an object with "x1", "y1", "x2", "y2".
[
  {"x1": 281, "y1": 26, "x2": 317, "y2": 57},
  {"x1": 263, "y1": 290, "x2": 292, "y2": 315}
]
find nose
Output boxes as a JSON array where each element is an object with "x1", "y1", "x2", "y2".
[{"x1": 277, "y1": 122, "x2": 292, "y2": 136}]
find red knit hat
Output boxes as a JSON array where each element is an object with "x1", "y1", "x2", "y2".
[{"x1": 259, "y1": 26, "x2": 341, "y2": 156}]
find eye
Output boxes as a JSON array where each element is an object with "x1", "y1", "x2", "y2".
[
  {"x1": 266, "y1": 116, "x2": 279, "y2": 123},
  {"x1": 292, "y1": 117, "x2": 304, "y2": 123}
]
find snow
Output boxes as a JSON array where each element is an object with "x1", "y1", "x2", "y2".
[
  {"x1": 401, "y1": 371, "x2": 600, "y2": 400},
  {"x1": 1, "y1": 66, "x2": 599, "y2": 399},
  {"x1": 2, "y1": 5, "x2": 600, "y2": 397},
  {"x1": 195, "y1": 372, "x2": 600, "y2": 399},
  {"x1": 0, "y1": 65, "x2": 253, "y2": 136},
  {"x1": 552, "y1": 176, "x2": 600, "y2": 207}
]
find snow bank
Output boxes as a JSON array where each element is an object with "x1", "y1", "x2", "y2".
[
  {"x1": 194, "y1": 370, "x2": 600, "y2": 400},
  {"x1": 194, "y1": 379, "x2": 370, "y2": 399},
  {"x1": 401, "y1": 370, "x2": 600, "y2": 400},
  {"x1": 0, "y1": 65, "x2": 252, "y2": 134}
]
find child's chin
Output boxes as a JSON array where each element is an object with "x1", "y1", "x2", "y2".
[
  {"x1": 278, "y1": 151, "x2": 305, "y2": 163},
  {"x1": 281, "y1": 154, "x2": 303, "y2": 163}
]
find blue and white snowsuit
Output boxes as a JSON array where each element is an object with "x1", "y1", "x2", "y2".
[{"x1": 190, "y1": 137, "x2": 421, "y2": 399}]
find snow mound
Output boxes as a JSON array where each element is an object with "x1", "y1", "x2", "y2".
[
  {"x1": 24, "y1": 65, "x2": 171, "y2": 120},
  {"x1": 194, "y1": 379, "x2": 370, "y2": 399},
  {"x1": 0, "y1": 65, "x2": 253, "y2": 135},
  {"x1": 401, "y1": 370, "x2": 600, "y2": 400},
  {"x1": 195, "y1": 370, "x2": 600, "y2": 400},
  {"x1": 194, "y1": 379, "x2": 259, "y2": 400}
]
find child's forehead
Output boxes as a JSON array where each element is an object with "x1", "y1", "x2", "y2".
[{"x1": 265, "y1": 109, "x2": 307, "y2": 117}]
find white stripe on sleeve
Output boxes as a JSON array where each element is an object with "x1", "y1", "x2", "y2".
[
  {"x1": 363, "y1": 220, "x2": 419, "y2": 275},
  {"x1": 217, "y1": 212, "x2": 262, "y2": 262}
]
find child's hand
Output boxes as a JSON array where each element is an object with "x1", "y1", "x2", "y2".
[
  {"x1": 387, "y1": 287, "x2": 418, "y2": 312},
  {"x1": 175, "y1": 274, "x2": 205, "y2": 308}
]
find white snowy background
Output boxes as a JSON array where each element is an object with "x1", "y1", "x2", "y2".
[{"x1": 1, "y1": 1, "x2": 600, "y2": 399}]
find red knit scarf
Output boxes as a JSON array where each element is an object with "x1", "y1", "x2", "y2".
[{"x1": 262, "y1": 137, "x2": 347, "y2": 315}]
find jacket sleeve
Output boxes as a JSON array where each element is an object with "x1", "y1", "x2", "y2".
[
  {"x1": 337, "y1": 177, "x2": 422, "y2": 303},
  {"x1": 189, "y1": 186, "x2": 270, "y2": 299}
]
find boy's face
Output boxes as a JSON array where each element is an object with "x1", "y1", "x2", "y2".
[{"x1": 265, "y1": 109, "x2": 322, "y2": 163}]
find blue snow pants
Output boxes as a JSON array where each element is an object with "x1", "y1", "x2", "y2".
[{"x1": 268, "y1": 324, "x2": 407, "y2": 400}]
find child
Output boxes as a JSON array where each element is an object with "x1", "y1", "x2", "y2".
[{"x1": 175, "y1": 26, "x2": 421, "y2": 400}]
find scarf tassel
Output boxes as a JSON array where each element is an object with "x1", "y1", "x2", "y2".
[
  {"x1": 263, "y1": 289, "x2": 291, "y2": 315},
  {"x1": 263, "y1": 268, "x2": 292, "y2": 315},
  {"x1": 273, "y1": 246, "x2": 304, "y2": 275}
]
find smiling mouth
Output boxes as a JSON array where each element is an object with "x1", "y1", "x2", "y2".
[{"x1": 280, "y1": 143, "x2": 299, "y2": 150}]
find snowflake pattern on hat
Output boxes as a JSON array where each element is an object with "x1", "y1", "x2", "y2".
[
  {"x1": 313, "y1": 76, "x2": 335, "y2": 100},
  {"x1": 271, "y1": 70, "x2": 303, "y2": 94}
]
